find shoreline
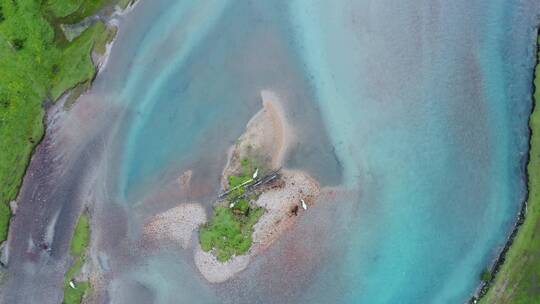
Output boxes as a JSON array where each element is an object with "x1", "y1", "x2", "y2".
[
  {"x1": 470, "y1": 27, "x2": 540, "y2": 303},
  {"x1": 94, "y1": 0, "x2": 141, "y2": 73},
  {"x1": 0, "y1": 1, "x2": 138, "y2": 302},
  {"x1": 0, "y1": 0, "x2": 134, "y2": 249}
]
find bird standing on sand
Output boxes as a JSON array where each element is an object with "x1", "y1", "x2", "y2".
[{"x1": 301, "y1": 199, "x2": 307, "y2": 210}]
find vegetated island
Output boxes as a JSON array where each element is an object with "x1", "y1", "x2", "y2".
[
  {"x1": 143, "y1": 91, "x2": 321, "y2": 283},
  {"x1": 472, "y1": 32, "x2": 540, "y2": 303},
  {"x1": 0, "y1": 0, "x2": 133, "y2": 246}
]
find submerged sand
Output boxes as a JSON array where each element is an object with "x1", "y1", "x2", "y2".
[{"x1": 144, "y1": 203, "x2": 206, "y2": 249}]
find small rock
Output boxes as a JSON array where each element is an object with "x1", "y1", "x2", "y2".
[{"x1": 9, "y1": 200, "x2": 17, "y2": 215}]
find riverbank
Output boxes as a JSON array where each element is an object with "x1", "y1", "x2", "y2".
[
  {"x1": 0, "y1": 0, "x2": 132, "y2": 244},
  {"x1": 472, "y1": 30, "x2": 540, "y2": 303}
]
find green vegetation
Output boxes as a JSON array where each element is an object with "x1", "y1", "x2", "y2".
[
  {"x1": 46, "y1": 0, "x2": 107, "y2": 21},
  {"x1": 199, "y1": 206, "x2": 264, "y2": 262},
  {"x1": 199, "y1": 157, "x2": 265, "y2": 262},
  {"x1": 225, "y1": 156, "x2": 263, "y2": 200},
  {"x1": 63, "y1": 213, "x2": 91, "y2": 304},
  {"x1": 70, "y1": 211, "x2": 90, "y2": 256},
  {"x1": 480, "y1": 269, "x2": 491, "y2": 283},
  {"x1": 45, "y1": 0, "x2": 88, "y2": 19},
  {"x1": 93, "y1": 25, "x2": 117, "y2": 55},
  {"x1": 479, "y1": 34, "x2": 540, "y2": 304},
  {"x1": 0, "y1": 0, "x2": 118, "y2": 244},
  {"x1": 0, "y1": 203, "x2": 10, "y2": 242},
  {"x1": 50, "y1": 20, "x2": 107, "y2": 100}
]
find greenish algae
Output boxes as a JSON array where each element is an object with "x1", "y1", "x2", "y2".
[{"x1": 479, "y1": 34, "x2": 540, "y2": 304}]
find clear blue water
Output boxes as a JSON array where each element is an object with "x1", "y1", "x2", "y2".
[{"x1": 93, "y1": 0, "x2": 540, "y2": 303}]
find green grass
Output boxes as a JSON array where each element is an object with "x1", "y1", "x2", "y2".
[
  {"x1": 199, "y1": 158, "x2": 266, "y2": 262},
  {"x1": 47, "y1": 0, "x2": 108, "y2": 23},
  {"x1": 225, "y1": 157, "x2": 262, "y2": 201},
  {"x1": 70, "y1": 213, "x2": 89, "y2": 256},
  {"x1": 63, "y1": 213, "x2": 91, "y2": 304},
  {"x1": 0, "y1": 203, "x2": 10, "y2": 242},
  {"x1": 0, "y1": 0, "x2": 116, "y2": 244},
  {"x1": 50, "y1": 20, "x2": 107, "y2": 100},
  {"x1": 45, "y1": 0, "x2": 83, "y2": 18},
  {"x1": 93, "y1": 24, "x2": 116, "y2": 55},
  {"x1": 479, "y1": 34, "x2": 540, "y2": 304},
  {"x1": 199, "y1": 206, "x2": 264, "y2": 262}
]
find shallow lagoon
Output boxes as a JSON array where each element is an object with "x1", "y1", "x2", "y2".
[{"x1": 87, "y1": 0, "x2": 540, "y2": 303}]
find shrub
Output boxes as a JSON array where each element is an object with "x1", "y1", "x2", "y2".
[
  {"x1": 12, "y1": 38, "x2": 25, "y2": 50},
  {"x1": 481, "y1": 269, "x2": 492, "y2": 282}
]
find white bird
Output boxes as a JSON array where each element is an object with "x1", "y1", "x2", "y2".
[
  {"x1": 301, "y1": 199, "x2": 307, "y2": 210},
  {"x1": 252, "y1": 168, "x2": 259, "y2": 179},
  {"x1": 229, "y1": 202, "x2": 235, "y2": 208},
  {"x1": 69, "y1": 281, "x2": 76, "y2": 289}
]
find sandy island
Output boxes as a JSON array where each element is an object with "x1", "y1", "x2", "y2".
[
  {"x1": 194, "y1": 90, "x2": 320, "y2": 283},
  {"x1": 144, "y1": 90, "x2": 321, "y2": 283}
]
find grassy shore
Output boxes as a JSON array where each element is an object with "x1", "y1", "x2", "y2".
[
  {"x1": 478, "y1": 34, "x2": 540, "y2": 304},
  {"x1": 0, "y1": 0, "x2": 122, "y2": 243},
  {"x1": 63, "y1": 213, "x2": 90, "y2": 304}
]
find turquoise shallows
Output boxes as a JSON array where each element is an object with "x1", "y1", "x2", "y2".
[{"x1": 93, "y1": 0, "x2": 539, "y2": 302}]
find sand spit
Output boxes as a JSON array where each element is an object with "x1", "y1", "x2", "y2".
[
  {"x1": 192, "y1": 90, "x2": 322, "y2": 283},
  {"x1": 260, "y1": 90, "x2": 292, "y2": 169},
  {"x1": 221, "y1": 90, "x2": 293, "y2": 188},
  {"x1": 144, "y1": 203, "x2": 206, "y2": 249}
]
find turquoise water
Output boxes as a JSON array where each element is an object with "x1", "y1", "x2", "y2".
[{"x1": 92, "y1": 0, "x2": 540, "y2": 303}]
